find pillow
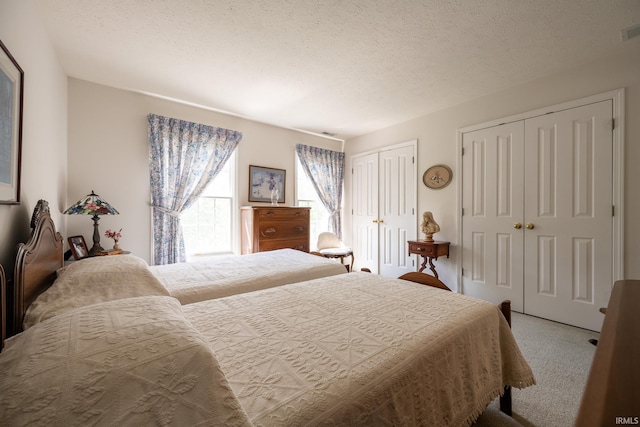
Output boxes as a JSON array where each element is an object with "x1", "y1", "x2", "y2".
[
  {"x1": 23, "y1": 254, "x2": 171, "y2": 329},
  {"x1": 0, "y1": 296, "x2": 252, "y2": 426}
]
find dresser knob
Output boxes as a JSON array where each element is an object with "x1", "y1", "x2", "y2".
[{"x1": 262, "y1": 227, "x2": 276, "y2": 235}]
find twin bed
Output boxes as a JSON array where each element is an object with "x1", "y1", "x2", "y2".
[{"x1": 0, "y1": 201, "x2": 535, "y2": 426}]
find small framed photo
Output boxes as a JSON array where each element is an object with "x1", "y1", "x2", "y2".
[
  {"x1": 0, "y1": 39, "x2": 24, "y2": 205},
  {"x1": 249, "y1": 165, "x2": 285, "y2": 203},
  {"x1": 68, "y1": 235, "x2": 89, "y2": 260}
]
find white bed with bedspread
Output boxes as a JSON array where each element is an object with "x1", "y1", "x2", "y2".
[
  {"x1": 183, "y1": 272, "x2": 535, "y2": 426},
  {"x1": 14, "y1": 200, "x2": 346, "y2": 330},
  {"x1": 148, "y1": 248, "x2": 348, "y2": 304},
  {"x1": 22, "y1": 249, "x2": 347, "y2": 329}
]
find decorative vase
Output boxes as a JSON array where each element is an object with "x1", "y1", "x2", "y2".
[
  {"x1": 270, "y1": 188, "x2": 279, "y2": 206},
  {"x1": 113, "y1": 240, "x2": 121, "y2": 251}
]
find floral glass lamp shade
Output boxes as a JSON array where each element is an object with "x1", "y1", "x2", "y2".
[{"x1": 63, "y1": 191, "x2": 119, "y2": 256}]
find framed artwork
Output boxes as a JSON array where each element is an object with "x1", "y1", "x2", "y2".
[
  {"x1": 0, "y1": 39, "x2": 24, "y2": 205},
  {"x1": 423, "y1": 164, "x2": 452, "y2": 190},
  {"x1": 68, "y1": 235, "x2": 89, "y2": 260},
  {"x1": 249, "y1": 165, "x2": 286, "y2": 203}
]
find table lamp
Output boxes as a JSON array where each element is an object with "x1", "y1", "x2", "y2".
[{"x1": 64, "y1": 190, "x2": 119, "y2": 256}]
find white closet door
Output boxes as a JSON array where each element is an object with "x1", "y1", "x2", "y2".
[
  {"x1": 523, "y1": 100, "x2": 613, "y2": 331},
  {"x1": 461, "y1": 122, "x2": 525, "y2": 310},
  {"x1": 461, "y1": 100, "x2": 614, "y2": 331},
  {"x1": 378, "y1": 145, "x2": 416, "y2": 278},
  {"x1": 352, "y1": 152, "x2": 379, "y2": 273}
]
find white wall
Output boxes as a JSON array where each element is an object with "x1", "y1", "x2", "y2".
[
  {"x1": 344, "y1": 39, "x2": 640, "y2": 288},
  {"x1": 0, "y1": 0, "x2": 68, "y2": 276},
  {"x1": 68, "y1": 79, "x2": 342, "y2": 264}
]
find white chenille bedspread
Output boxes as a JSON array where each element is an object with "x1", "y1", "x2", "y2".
[
  {"x1": 149, "y1": 249, "x2": 348, "y2": 304},
  {"x1": 183, "y1": 272, "x2": 536, "y2": 427},
  {"x1": 23, "y1": 255, "x2": 170, "y2": 329},
  {"x1": 0, "y1": 296, "x2": 252, "y2": 427}
]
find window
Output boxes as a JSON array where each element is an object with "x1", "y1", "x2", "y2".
[
  {"x1": 181, "y1": 152, "x2": 235, "y2": 258},
  {"x1": 296, "y1": 156, "x2": 330, "y2": 250}
]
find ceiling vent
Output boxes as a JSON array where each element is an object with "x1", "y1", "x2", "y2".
[{"x1": 621, "y1": 23, "x2": 640, "y2": 41}]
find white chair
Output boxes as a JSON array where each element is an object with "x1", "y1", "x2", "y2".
[{"x1": 316, "y1": 232, "x2": 354, "y2": 272}]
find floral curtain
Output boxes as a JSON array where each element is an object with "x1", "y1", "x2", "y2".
[
  {"x1": 148, "y1": 113, "x2": 242, "y2": 265},
  {"x1": 295, "y1": 144, "x2": 345, "y2": 238}
]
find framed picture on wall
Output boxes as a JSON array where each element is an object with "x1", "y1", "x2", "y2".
[
  {"x1": 248, "y1": 165, "x2": 286, "y2": 203},
  {"x1": 68, "y1": 235, "x2": 89, "y2": 260},
  {"x1": 0, "y1": 39, "x2": 24, "y2": 205}
]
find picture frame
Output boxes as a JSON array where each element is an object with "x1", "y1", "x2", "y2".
[
  {"x1": 68, "y1": 235, "x2": 89, "y2": 260},
  {"x1": 248, "y1": 165, "x2": 286, "y2": 203},
  {"x1": 423, "y1": 164, "x2": 453, "y2": 190},
  {"x1": 0, "y1": 39, "x2": 24, "y2": 205}
]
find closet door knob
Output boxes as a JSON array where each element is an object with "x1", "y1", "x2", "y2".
[
  {"x1": 526, "y1": 223, "x2": 535, "y2": 230},
  {"x1": 514, "y1": 223, "x2": 522, "y2": 229}
]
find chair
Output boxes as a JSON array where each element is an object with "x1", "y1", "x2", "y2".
[
  {"x1": 316, "y1": 232, "x2": 354, "y2": 272},
  {"x1": 397, "y1": 272, "x2": 451, "y2": 291}
]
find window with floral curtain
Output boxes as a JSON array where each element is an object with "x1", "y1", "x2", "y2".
[
  {"x1": 148, "y1": 113, "x2": 242, "y2": 265},
  {"x1": 295, "y1": 144, "x2": 345, "y2": 238}
]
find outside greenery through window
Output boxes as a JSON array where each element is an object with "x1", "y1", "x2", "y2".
[
  {"x1": 181, "y1": 153, "x2": 235, "y2": 257},
  {"x1": 296, "y1": 156, "x2": 330, "y2": 250}
]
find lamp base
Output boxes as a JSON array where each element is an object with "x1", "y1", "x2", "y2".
[
  {"x1": 88, "y1": 243, "x2": 105, "y2": 257},
  {"x1": 90, "y1": 214, "x2": 104, "y2": 256}
]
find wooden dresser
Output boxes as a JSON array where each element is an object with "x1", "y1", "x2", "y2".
[{"x1": 241, "y1": 206, "x2": 311, "y2": 254}]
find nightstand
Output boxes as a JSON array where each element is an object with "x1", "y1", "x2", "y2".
[{"x1": 407, "y1": 240, "x2": 450, "y2": 279}]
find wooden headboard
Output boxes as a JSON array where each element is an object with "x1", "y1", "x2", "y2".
[{"x1": 12, "y1": 200, "x2": 64, "y2": 335}]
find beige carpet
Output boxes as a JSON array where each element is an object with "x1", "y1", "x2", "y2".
[{"x1": 472, "y1": 312, "x2": 600, "y2": 427}]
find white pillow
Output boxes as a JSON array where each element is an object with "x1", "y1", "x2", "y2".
[
  {"x1": 24, "y1": 255, "x2": 171, "y2": 329},
  {"x1": 0, "y1": 296, "x2": 252, "y2": 426}
]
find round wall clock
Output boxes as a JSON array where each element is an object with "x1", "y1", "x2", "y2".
[{"x1": 423, "y1": 164, "x2": 452, "y2": 189}]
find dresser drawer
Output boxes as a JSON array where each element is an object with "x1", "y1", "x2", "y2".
[
  {"x1": 258, "y1": 222, "x2": 308, "y2": 240},
  {"x1": 259, "y1": 239, "x2": 309, "y2": 252},
  {"x1": 256, "y1": 208, "x2": 309, "y2": 221}
]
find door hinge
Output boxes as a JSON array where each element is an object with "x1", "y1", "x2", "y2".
[
  {"x1": 412, "y1": 156, "x2": 415, "y2": 164},
  {"x1": 412, "y1": 259, "x2": 415, "y2": 267},
  {"x1": 611, "y1": 119, "x2": 615, "y2": 131},
  {"x1": 461, "y1": 208, "x2": 464, "y2": 216},
  {"x1": 412, "y1": 208, "x2": 415, "y2": 215},
  {"x1": 461, "y1": 268, "x2": 464, "y2": 276},
  {"x1": 461, "y1": 147, "x2": 465, "y2": 156},
  {"x1": 612, "y1": 205, "x2": 615, "y2": 217}
]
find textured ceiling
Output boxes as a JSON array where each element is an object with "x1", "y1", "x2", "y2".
[{"x1": 35, "y1": 0, "x2": 640, "y2": 140}]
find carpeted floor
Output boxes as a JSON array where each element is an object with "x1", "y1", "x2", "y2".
[{"x1": 472, "y1": 312, "x2": 600, "y2": 427}]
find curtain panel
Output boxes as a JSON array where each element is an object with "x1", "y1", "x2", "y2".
[
  {"x1": 295, "y1": 144, "x2": 345, "y2": 238},
  {"x1": 148, "y1": 113, "x2": 242, "y2": 265}
]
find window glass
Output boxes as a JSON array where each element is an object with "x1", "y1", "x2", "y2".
[
  {"x1": 182, "y1": 153, "x2": 235, "y2": 257},
  {"x1": 296, "y1": 156, "x2": 330, "y2": 250}
]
